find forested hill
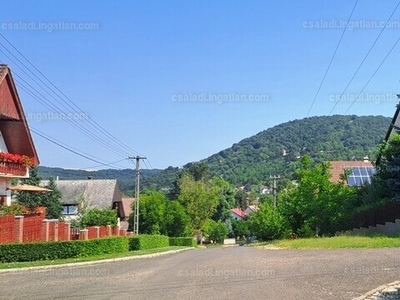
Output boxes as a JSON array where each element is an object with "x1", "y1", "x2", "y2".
[
  {"x1": 39, "y1": 115, "x2": 392, "y2": 192},
  {"x1": 38, "y1": 167, "x2": 162, "y2": 194},
  {"x1": 203, "y1": 115, "x2": 391, "y2": 185}
]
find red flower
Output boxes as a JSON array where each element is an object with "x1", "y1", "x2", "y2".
[{"x1": 0, "y1": 152, "x2": 34, "y2": 167}]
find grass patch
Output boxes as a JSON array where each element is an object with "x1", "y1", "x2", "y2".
[
  {"x1": 254, "y1": 235, "x2": 400, "y2": 249},
  {"x1": 0, "y1": 246, "x2": 189, "y2": 270}
]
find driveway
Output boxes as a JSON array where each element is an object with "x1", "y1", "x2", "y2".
[{"x1": 2, "y1": 246, "x2": 400, "y2": 299}]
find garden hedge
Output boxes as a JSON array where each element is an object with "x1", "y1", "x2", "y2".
[
  {"x1": 169, "y1": 237, "x2": 196, "y2": 247},
  {"x1": 0, "y1": 236, "x2": 129, "y2": 263},
  {"x1": 128, "y1": 235, "x2": 169, "y2": 251}
]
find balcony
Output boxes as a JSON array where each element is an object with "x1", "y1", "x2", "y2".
[
  {"x1": 0, "y1": 160, "x2": 28, "y2": 176},
  {"x1": 0, "y1": 153, "x2": 33, "y2": 177}
]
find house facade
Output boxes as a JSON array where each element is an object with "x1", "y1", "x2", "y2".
[
  {"x1": 0, "y1": 65, "x2": 39, "y2": 206},
  {"x1": 41, "y1": 179, "x2": 123, "y2": 220}
]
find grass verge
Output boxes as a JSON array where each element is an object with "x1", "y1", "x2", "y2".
[
  {"x1": 253, "y1": 235, "x2": 400, "y2": 249},
  {"x1": 0, "y1": 246, "x2": 190, "y2": 270}
]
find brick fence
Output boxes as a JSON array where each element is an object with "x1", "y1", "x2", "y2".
[{"x1": 0, "y1": 214, "x2": 133, "y2": 244}]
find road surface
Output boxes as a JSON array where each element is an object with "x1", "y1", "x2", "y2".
[{"x1": 2, "y1": 246, "x2": 400, "y2": 299}]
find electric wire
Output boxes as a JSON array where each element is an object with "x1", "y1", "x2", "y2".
[
  {"x1": 328, "y1": 0, "x2": 400, "y2": 115},
  {"x1": 306, "y1": 0, "x2": 359, "y2": 117}
]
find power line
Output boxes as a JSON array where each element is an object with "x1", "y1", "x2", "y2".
[
  {"x1": 344, "y1": 35, "x2": 400, "y2": 115},
  {"x1": 0, "y1": 33, "x2": 144, "y2": 157},
  {"x1": 30, "y1": 126, "x2": 126, "y2": 169},
  {"x1": 328, "y1": 0, "x2": 400, "y2": 116},
  {"x1": 306, "y1": 0, "x2": 359, "y2": 117}
]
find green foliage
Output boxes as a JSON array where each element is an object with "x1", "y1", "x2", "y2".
[
  {"x1": 149, "y1": 115, "x2": 390, "y2": 190},
  {"x1": 249, "y1": 203, "x2": 288, "y2": 241},
  {"x1": 212, "y1": 177, "x2": 236, "y2": 223},
  {"x1": 17, "y1": 167, "x2": 43, "y2": 208},
  {"x1": 0, "y1": 202, "x2": 25, "y2": 215},
  {"x1": 169, "y1": 237, "x2": 197, "y2": 247},
  {"x1": 0, "y1": 237, "x2": 129, "y2": 263},
  {"x1": 81, "y1": 208, "x2": 118, "y2": 227},
  {"x1": 178, "y1": 174, "x2": 219, "y2": 235},
  {"x1": 231, "y1": 219, "x2": 250, "y2": 240},
  {"x1": 128, "y1": 235, "x2": 169, "y2": 251},
  {"x1": 202, "y1": 219, "x2": 229, "y2": 243},
  {"x1": 41, "y1": 177, "x2": 63, "y2": 219},
  {"x1": 278, "y1": 156, "x2": 357, "y2": 236},
  {"x1": 137, "y1": 191, "x2": 167, "y2": 235},
  {"x1": 375, "y1": 133, "x2": 400, "y2": 202},
  {"x1": 128, "y1": 191, "x2": 191, "y2": 237},
  {"x1": 164, "y1": 201, "x2": 191, "y2": 237}
]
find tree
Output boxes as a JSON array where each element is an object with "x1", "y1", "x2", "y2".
[
  {"x1": 17, "y1": 167, "x2": 43, "y2": 208},
  {"x1": 235, "y1": 189, "x2": 248, "y2": 210},
  {"x1": 41, "y1": 177, "x2": 63, "y2": 219},
  {"x1": 250, "y1": 203, "x2": 288, "y2": 241},
  {"x1": 212, "y1": 177, "x2": 236, "y2": 223},
  {"x1": 231, "y1": 219, "x2": 250, "y2": 241},
  {"x1": 203, "y1": 219, "x2": 229, "y2": 243},
  {"x1": 165, "y1": 200, "x2": 191, "y2": 237},
  {"x1": 278, "y1": 156, "x2": 356, "y2": 236},
  {"x1": 375, "y1": 133, "x2": 400, "y2": 202},
  {"x1": 129, "y1": 190, "x2": 167, "y2": 235},
  {"x1": 178, "y1": 174, "x2": 219, "y2": 242}
]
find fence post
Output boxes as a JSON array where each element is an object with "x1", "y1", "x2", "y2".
[
  {"x1": 65, "y1": 222, "x2": 71, "y2": 241},
  {"x1": 42, "y1": 219, "x2": 49, "y2": 242},
  {"x1": 14, "y1": 216, "x2": 24, "y2": 243},
  {"x1": 79, "y1": 229, "x2": 88, "y2": 240},
  {"x1": 106, "y1": 225, "x2": 112, "y2": 236}
]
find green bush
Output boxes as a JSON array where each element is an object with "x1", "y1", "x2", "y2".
[
  {"x1": 128, "y1": 235, "x2": 169, "y2": 251},
  {"x1": 0, "y1": 236, "x2": 129, "y2": 263},
  {"x1": 169, "y1": 237, "x2": 196, "y2": 247}
]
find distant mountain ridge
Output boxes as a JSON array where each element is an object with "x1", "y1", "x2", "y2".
[{"x1": 39, "y1": 115, "x2": 392, "y2": 192}]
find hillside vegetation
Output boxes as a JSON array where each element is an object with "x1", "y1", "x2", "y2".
[{"x1": 39, "y1": 115, "x2": 391, "y2": 192}]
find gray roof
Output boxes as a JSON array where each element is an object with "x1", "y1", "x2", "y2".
[{"x1": 41, "y1": 179, "x2": 122, "y2": 209}]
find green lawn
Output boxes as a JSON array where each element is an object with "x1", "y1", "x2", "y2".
[
  {"x1": 254, "y1": 235, "x2": 400, "y2": 249},
  {"x1": 0, "y1": 246, "x2": 189, "y2": 270}
]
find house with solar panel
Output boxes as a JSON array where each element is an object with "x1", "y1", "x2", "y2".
[{"x1": 329, "y1": 158, "x2": 375, "y2": 187}]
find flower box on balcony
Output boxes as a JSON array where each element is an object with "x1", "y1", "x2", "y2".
[
  {"x1": 0, "y1": 160, "x2": 27, "y2": 176},
  {"x1": 0, "y1": 152, "x2": 33, "y2": 176}
]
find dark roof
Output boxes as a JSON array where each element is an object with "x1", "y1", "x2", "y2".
[{"x1": 41, "y1": 179, "x2": 122, "y2": 208}]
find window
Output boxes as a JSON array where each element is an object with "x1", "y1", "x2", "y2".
[{"x1": 62, "y1": 205, "x2": 78, "y2": 215}]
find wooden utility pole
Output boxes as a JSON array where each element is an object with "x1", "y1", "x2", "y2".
[{"x1": 129, "y1": 156, "x2": 146, "y2": 235}]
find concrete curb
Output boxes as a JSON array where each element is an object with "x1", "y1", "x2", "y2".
[
  {"x1": 353, "y1": 281, "x2": 400, "y2": 300},
  {"x1": 0, "y1": 247, "x2": 195, "y2": 274}
]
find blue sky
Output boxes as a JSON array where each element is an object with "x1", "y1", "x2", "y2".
[{"x1": 1, "y1": 1, "x2": 400, "y2": 170}]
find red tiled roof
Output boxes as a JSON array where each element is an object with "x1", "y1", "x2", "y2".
[
  {"x1": 329, "y1": 160, "x2": 373, "y2": 183},
  {"x1": 231, "y1": 207, "x2": 247, "y2": 218},
  {"x1": 121, "y1": 197, "x2": 135, "y2": 219}
]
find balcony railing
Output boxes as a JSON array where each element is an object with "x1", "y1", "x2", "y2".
[{"x1": 0, "y1": 160, "x2": 28, "y2": 176}]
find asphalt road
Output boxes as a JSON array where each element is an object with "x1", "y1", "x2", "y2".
[{"x1": 2, "y1": 246, "x2": 400, "y2": 300}]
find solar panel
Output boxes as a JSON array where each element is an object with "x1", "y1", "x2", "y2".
[{"x1": 345, "y1": 166, "x2": 375, "y2": 187}]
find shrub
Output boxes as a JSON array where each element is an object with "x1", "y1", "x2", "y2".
[
  {"x1": 250, "y1": 203, "x2": 288, "y2": 241},
  {"x1": 0, "y1": 236, "x2": 129, "y2": 263},
  {"x1": 81, "y1": 208, "x2": 118, "y2": 227},
  {"x1": 169, "y1": 237, "x2": 196, "y2": 247},
  {"x1": 128, "y1": 235, "x2": 169, "y2": 251}
]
